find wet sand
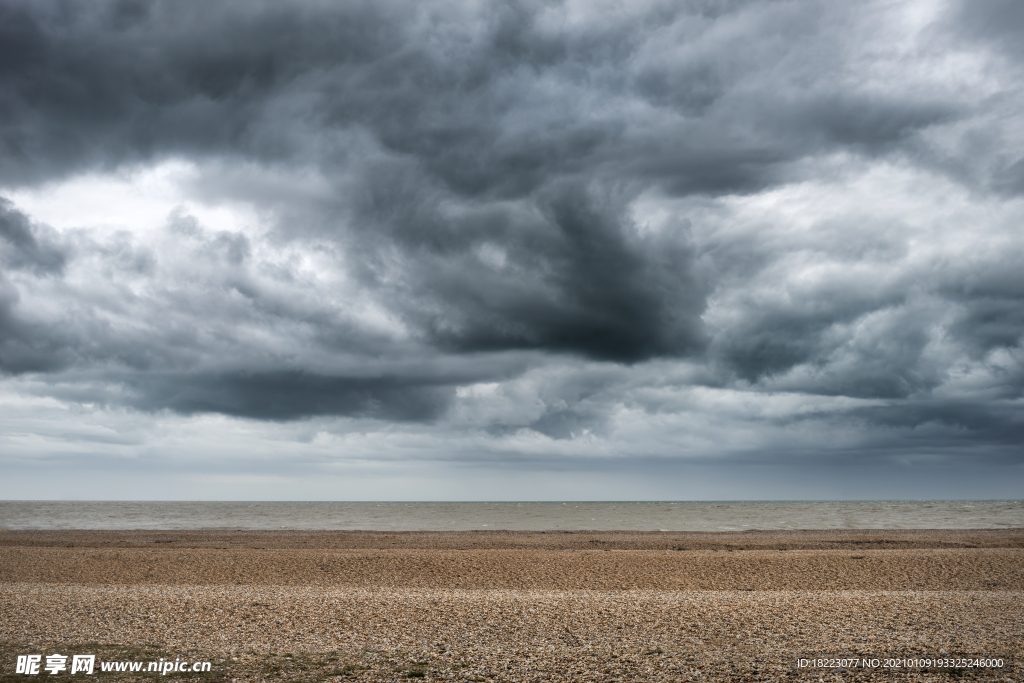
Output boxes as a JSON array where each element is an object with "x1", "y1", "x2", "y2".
[{"x1": 1, "y1": 529, "x2": 1021, "y2": 681}]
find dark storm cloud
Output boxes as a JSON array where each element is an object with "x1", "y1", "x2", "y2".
[
  {"x1": 0, "y1": 0, "x2": 968, "y2": 201},
  {"x1": 0, "y1": 202, "x2": 477, "y2": 420},
  {"x1": 122, "y1": 371, "x2": 456, "y2": 422},
  {"x1": 940, "y1": 257, "x2": 1024, "y2": 359},
  {"x1": 951, "y1": 0, "x2": 1024, "y2": 61},
  {"x1": 849, "y1": 399, "x2": 1024, "y2": 448},
  {"x1": 0, "y1": 199, "x2": 71, "y2": 373},
  {"x1": 0, "y1": 198, "x2": 67, "y2": 274},
  {"x1": 0, "y1": 0, "x2": 963, "y2": 192},
  {"x1": 353, "y1": 179, "x2": 707, "y2": 362},
  {"x1": 712, "y1": 286, "x2": 948, "y2": 399},
  {"x1": 0, "y1": 0, "x2": 1022, "y2": 449}
]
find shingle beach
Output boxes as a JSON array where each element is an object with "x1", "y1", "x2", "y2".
[{"x1": 2, "y1": 530, "x2": 1021, "y2": 682}]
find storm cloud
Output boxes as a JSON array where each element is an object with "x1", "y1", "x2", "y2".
[{"x1": 0, "y1": 0, "x2": 1021, "y2": 499}]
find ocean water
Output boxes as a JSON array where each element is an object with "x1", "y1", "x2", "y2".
[{"x1": 1, "y1": 500, "x2": 1022, "y2": 531}]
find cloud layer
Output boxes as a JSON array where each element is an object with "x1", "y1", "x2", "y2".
[{"x1": 1, "y1": 0, "x2": 1022, "y2": 498}]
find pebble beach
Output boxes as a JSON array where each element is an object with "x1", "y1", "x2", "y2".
[{"x1": 2, "y1": 529, "x2": 1022, "y2": 682}]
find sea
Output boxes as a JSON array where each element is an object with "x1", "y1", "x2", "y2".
[{"x1": 1, "y1": 500, "x2": 1022, "y2": 531}]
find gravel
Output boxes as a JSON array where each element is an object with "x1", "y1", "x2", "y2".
[{"x1": 1, "y1": 530, "x2": 1020, "y2": 682}]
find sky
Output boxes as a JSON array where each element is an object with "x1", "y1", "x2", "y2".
[{"x1": 1, "y1": 0, "x2": 1022, "y2": 501}]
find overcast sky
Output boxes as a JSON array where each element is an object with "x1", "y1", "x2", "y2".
[{"x1": 1, "y1": 0, "x2": 1022, "y2": 500}]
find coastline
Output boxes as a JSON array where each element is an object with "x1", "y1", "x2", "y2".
[
  {"x1": 2, "y1": 530, "x2": 1021, "y2": 681},
  {"x1": 5, "y1": 527, "x2": 1024, "y2": 550}
]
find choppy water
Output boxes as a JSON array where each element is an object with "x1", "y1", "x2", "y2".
[{"x1": 1, "y1": 500, "x2": 1021, "y2": 531}]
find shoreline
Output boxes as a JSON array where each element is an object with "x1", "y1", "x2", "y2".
[{"x1": 4, "y1": 527, "x2": 1023, "y2": 550}]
